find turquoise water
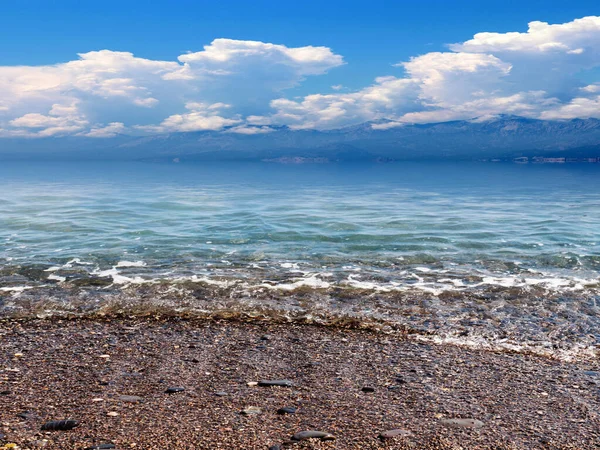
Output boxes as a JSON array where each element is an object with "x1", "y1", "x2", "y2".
[{"x1": 1, "y1": 161, "x2": 599, "y2": 358}]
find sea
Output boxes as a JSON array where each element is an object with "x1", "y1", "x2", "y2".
[{"x1": 1, "y1": 160, "x2": 599, "y2": 360}]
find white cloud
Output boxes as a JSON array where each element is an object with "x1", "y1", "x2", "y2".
[
  {"x1": 0, "y1": 40, "x2": 343, "y2": 137},
  {"x1": 265, "y1": 16, "x2": 600, "y2": 128},
  {"x1": 540, "y1": 95, "x2": 600, "y2": 120},
  {"x1": 137, "y1": 102, "x2": 241, "y2": 133},
  {"x1": 226, "y1": 125, "x2": 274, "y2": 135},
  {"x1": 84, "y1": 122, "x2": 126, "y2": 138},
  {"x1": 0, "y1": 17, "x2": 599, "y2": 138},
  {"x1": 450, "y1": 16, "x2": 600, "y2": 54}
]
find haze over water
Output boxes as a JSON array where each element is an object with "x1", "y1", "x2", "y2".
[{"x1": 1, "y1": 161, "x2": 599, "y2": 359}]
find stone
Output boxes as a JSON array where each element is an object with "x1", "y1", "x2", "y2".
[
  {"x1": 441, "y1": 418, "x2": 484, "y2": 429},
  {"x1": 0, "y1": 391, "x2": 10, "y2": 395},
  {"x1": 291, "y1": 431, "x2": 335, "y2": 441},
  {"x1": 215, "y1": 391, "x2": 228, "y2": 397},
  {"x1": 241, "y1": 406, "x2": 262, "y2": 415},
  {"x1": 118, "y1": 395, "x2": 142, "y2": 403},
  {"x1": 361, "y1": 386, "x2": 375, "y2": 392},
  {"x1": 379, "y1": 429, "x2": 413, "y2": 439},
  {"x1": 41, "y1": 420, "x2": 79, "y2": 431},
  {"x1": 260, "y1": 335, "x2": 272, "y2": 341},
  {"x1": 268, "y1": 445, "x2": 282, "y2": 450},
  {"x1": 277, "y1": 406, "x2": 297, "y2": 415},
  {"x1": 17, "y1": 411, "x2": 38, "y2": 420},
  {"x1": 85, "y1": 445, "x2": 116, "y2": 450},
  {"x1": 246, "y1": 381, "x2": 258, "y2": 387},
  {"x1": 258, "y1": 379, "x2": 294, "y2": 387},
  {"x1": 165, "y1": 387, "x2": 185, "y2": 394},
  {"x1": 106, "y1": 412, "x2": 119, "y2": 417}
]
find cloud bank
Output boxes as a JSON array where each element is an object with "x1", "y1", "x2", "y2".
[{"x1": 1, "y1": 16, "x2": 599, "y2": 138}]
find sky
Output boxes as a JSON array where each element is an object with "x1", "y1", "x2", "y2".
[{"x1": 0, "y1": 0, "x2": 599, "y2": 138}]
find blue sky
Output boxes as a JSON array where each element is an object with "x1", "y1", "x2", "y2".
[{"x1": 0, "y1": 1, "x2": 599, "y2": 137}]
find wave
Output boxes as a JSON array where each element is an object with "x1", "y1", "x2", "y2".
[{"x1": 1, "y1": 266, "x2": 599, "y2": 362}]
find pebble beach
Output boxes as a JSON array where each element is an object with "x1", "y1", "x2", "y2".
[{"x1": 1, "y1": 317, "x2": 599, "y2": 449}]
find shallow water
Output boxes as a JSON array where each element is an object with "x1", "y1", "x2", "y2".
[{"x1": 1, "y1": 160, "x2": 599, "y2": 359}]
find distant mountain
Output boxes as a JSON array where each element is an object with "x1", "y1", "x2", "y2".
[{"x1": 1, "y1": 116, "x2": 600, "y2": 161}]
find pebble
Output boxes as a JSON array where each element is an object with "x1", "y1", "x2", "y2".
[
  {"x1": 260, "y1": 335, "x2": 272, "y2": 341},
  {"x1": 277, "y1": 407, "x2": 297, "y2": 415},
  {"x1": 379, "y1": 429, "x2": 413, "y2": 439},
  {"x1": 214, "y1": 391, "x2": 228, "y2": 397},
  {"x1": 165, "y1": 387, "x2": 185, "y2": 394},
  {"x1": 268, "y1": 445, "x2": 282, "y2": 450},
  {"x1": 361, "y1": 386, "x2": 375, "y2": 392},
  {"x1": 17, "y1": 411, "x2": 37, "y2": 420},
  {"x1": 0, "y1": 433, "x2": 5, "y2": 441},
  {"x1": 85, "y1": 445, "x2": 116, "y2": 450},
  {"x1": 291, "y1": 431, "x2": 335, "y2": 441},
  {"x1": 106, "y1": 412, "x2": 120, "y2": 417},
  {"x1": 441, "y1": 418, "x2": 484, "y2": 429},
  {"x1": 247, "y1": 381, "x2": 258, "y2": 387},
  {"x1": 258, "y1": 380, "x2": 294, "y2": 387},
  {"x1": 241, "y1": 406, "x2": 262, "y2": 415},
  {"x1": 0, "y1": 391, "x2": 10, "y2": 396},
  {"x1": 40, "y1": 420, "x2": 79, "y2": 431},
  {"x1": 119, "y1": 395, "x2": 143, "y2": 403}
]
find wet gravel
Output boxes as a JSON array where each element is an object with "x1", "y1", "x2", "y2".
[{"x1": 0, "y1": 317, "x2": 599, "y2": 449}]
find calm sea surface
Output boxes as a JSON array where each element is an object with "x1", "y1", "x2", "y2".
[{"x1": 1, "y1": 161, "x2": 599, "y2": 359}]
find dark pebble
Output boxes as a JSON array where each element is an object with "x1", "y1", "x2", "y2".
[
  {"x1": 291, "y1": 431, "x2": 335, "y2": 441},
  {"x1": 258, "y1": 380, "x2": 294, "y2": 387},
  {"x1": 361, "y1": 386, "x2": 375, "y2": 392},
  {"x1": 277, "y1": 406, "x2": 297, "y2": 415},
  {"x1": 260, "y1": 335, "x2": 272, "y2": 341},
  {"x1": 41, "y1": 420, "x2": 79, "y2": 431},
  {"x1": 215, "y1": 391, "x2": 228, "y2": 397},
  {"x1": 165, "y1": 387, "x2": 185, "y2": 394},
  {"x1": 0, "y1": 391, "x2": 10, "y2": 396},
  {"x1": 268, "y1": 445, "x2": 282, "y2": 450},
  {"x1": 0, "y1": 433, "x2": 5, "y2": 441},
  {"x1": 85, "y1": 445, "x2": 116, "y2": 450}
]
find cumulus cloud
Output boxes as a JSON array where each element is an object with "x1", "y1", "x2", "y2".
[
  {"x1": 137, "y1": 102, "x2": 241, "y2": 133},
  {"x1": 0, "y1": 17, "x2": 599, "y2": 137},
  {"x1": 265, "y1": 16, "x2": 600, "y2": 129},
  {"x1": 0, "y1": 40, "x2": 343, "y2": 137}
]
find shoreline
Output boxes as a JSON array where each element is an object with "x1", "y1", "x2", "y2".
[{"x1": 1, "y1": 317, "x2": 599, "y2": 449}]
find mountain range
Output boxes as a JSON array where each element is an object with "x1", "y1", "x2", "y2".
[{"x1": 2, "y1": 115, "x2": 600, "y2": 162}]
